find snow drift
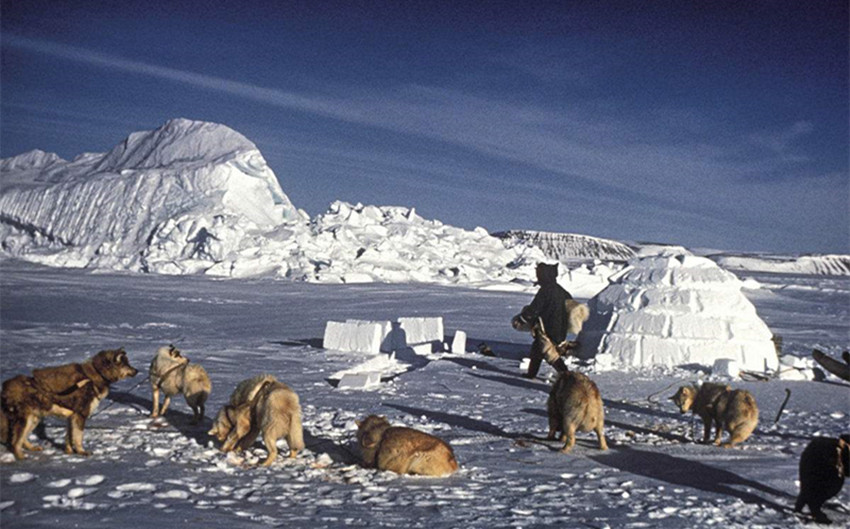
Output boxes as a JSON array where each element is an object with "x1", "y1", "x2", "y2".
[{"x1": 577, "y1": 255, "x2": 780, "y2": 373}]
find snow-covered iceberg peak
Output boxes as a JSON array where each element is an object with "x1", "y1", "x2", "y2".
[
  {"x1": 0, "y1": 119, "x2": 303, "y2": 271},
  {"x1": 577, "y1": 254, "x2": 779, "y2": 373},
  {"x1": 95, "y1": 118, "x2": 255, "y2": 171},
  {"x1": 0, "y1": 149, "x2": 64, "y2": 173}
]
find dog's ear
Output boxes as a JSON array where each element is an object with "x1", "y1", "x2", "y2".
[{"x1": 355, "y1": 420, "x2": 361, "y2": 427}]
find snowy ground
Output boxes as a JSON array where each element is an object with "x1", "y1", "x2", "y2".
[{"x1": 0, "y1": 261, "x2": 848, "y2": 528}]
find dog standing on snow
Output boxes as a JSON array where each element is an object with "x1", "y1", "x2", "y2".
[
  {"x1": 670, "y1": 382, "x2": 758, "y2": 447},
  {"x1": 533, "y1": 320, "x2": 608, "y2": 453},
  {"x1": 150, "y1": 345, "x2": 211, "y2": 425},
  {"x1": 27, "y1": 349, "x2": 138, "y2": 456},
  {"x1": 794, "y1": 435, "x2": 850, "y2": 524},
  {"x1": 356, "y1": 414, "x2": 459, "y2": 476},
  {"x1": 208, "y1": 374, "x2": 304, "y2": 467}
]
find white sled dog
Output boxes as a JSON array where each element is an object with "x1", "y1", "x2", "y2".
[
  {"x1": 209, "y1": 374, "x2": 304, "y2": 467},
  {"x1": 149, "y1": 345, "x2": 211, "y2": 424}
]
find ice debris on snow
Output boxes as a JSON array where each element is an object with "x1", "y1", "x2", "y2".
[{"x1": 8, "y1": 472, "x2": 36, "y2": 484}]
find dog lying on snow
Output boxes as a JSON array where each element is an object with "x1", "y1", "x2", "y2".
[
  {"x1": 795, "y1": 434, "x2": 850, "y2": 524},
  {"x1": 670, "y1": 382, "x2": 758, "y2": 447},
  {"x1": 149, "y1": 345, "x2": 211, "y2": 424},
  {"x1": 1, "y1": 349, "x2": 138, "y2": 459},
  {"x1": 208, "y1": 374, "x2": 304, "y2": 467},
  {"x1": 356, "y1": 415, "x2": 459, "y2": 476}
]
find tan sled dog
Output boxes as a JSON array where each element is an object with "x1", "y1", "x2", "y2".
[
  {"x1": 209, "y1": 374, "x2": 304, "y2": 466},
  {"x1": 1, "y1": 375, "x2": 75, "y2": 460},
  {"x1": 670, "y1": 383, "x2": 758, "y2": 447},
  {"x1": 532, "y1": 319, "x2": 607, "y2": 452},
  {"x1": 149, "y1": 345, "x2": 211, "y2": 424},
  {"x1": 356, "y1": 415, "x2": 459, "y2": 476},
  {"x1": 30, "y1": 349, "x2": 138, "y2": 456}
]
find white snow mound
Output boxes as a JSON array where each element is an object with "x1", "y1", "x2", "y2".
[
  {"x1": 577, "y1": 254, "x2": 779, "y2": 373},
  {"x1": 0, "y1": 119, "x2": 621, "y2": 291},
  {"x1": 0, "y1": 119, "x2": 303, "y2": 273}
]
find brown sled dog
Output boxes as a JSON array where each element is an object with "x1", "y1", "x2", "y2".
[
  {"x1": 534, "y1": 320, "x2": 608, "y2": 453},
  {"x1": 29, "y1": 349, "x2": 138, "y2": 456},
  {"x1": 356, "y1": 415, "x2": 459, "y2": 476},
  {"x1": 794, "y1": 435, "x2": 850, "y2": 524},
  {"x1": 1, "y1": 375, "x2": 75, "y2": 460},
  {"x1": 208, "y1": 374, "x2": 304, "y2": 467},
  {"x1": 670, "y1": 383, "x2": 758, "y2": 447},
  {"x1": 149, "y1": 345, "x2": 211, "y2": 424}
]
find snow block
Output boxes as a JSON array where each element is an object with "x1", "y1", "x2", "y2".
[
  {"x1": 346, "y1": 319, "x2": 394, "y2": 353},
  {"x1": 337, "y1": 372, "x2": 382, "y2": 389},
  {"x1": 712, "y1": 358, "x2": 740, "y2": 379},
  {"x1": 394, "y1": 317, "x2": 444, "y2": 353},
  {"x1": 323, "y1": 321, "x2": 383, "y2": 355},
  {"x1": 451, "y1": 330, "x2": 467, "y2": 354},
  {"x1": 594, "y1": 353, "x2": 614, "y2": 372}
]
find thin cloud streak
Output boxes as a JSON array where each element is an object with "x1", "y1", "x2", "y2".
[{"x1": 5, "y1": 35, "x2": 836, "y2": 244}]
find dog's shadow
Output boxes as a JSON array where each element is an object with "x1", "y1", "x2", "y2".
[
  {"x1": 589, "y1": 445, "x2": 794, "y2": 512},
  {"x1": 521, "y1": 407, "x2": 691, "y2": 444},
  {"x1": 107, "y1": 390, "x2": 212, "y2": 446}
]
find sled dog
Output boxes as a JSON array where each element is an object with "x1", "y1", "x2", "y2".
[
  {"x1": 149, "y1": 344, "x2": 211, "y2": 424},
  {"x1": 513, "y1": 301, "x2": 589, "y2": 358},
  {"x1": 355, "y1": 414, "x2": 459, "y2": 476},
  {"x1": 794, "y1": 435, "x2": 850, "y2": 524},
  {"x1": 1, "y1": 375, "x2": 75, "y2": 460},
  {"x1": 209, "y1": 374, "x2": 304, "y2": 466},
  {"x1": 28, "y1": 349, "x2": 138, "y2": 456},
  {"x1": 670, "y1": 383, "x2": 758, "y2": 447}
]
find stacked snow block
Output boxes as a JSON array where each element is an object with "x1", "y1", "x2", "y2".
[
  {"x1": 322, "y1": 317, "x2": 445, "y2": 355},
  {"x1": 396, "y1": 317, "x2": 444, "y2": 354},
  {"x1": 577, "y1": 255, "x2": 779, "y2": 373},
  {"x1": 323, "y1": 320, "x2": 385, "y2": 355}
]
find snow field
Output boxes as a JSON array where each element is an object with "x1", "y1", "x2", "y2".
[{"x1": 0, "y1": 262, "x2": 848, "y2": 528}]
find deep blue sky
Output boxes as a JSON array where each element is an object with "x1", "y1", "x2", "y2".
[{"x1": 1, "y1": 1, "x2": 847, "y2": 254}]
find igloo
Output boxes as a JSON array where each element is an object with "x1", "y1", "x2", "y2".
[{"x1": 576, "y1": 255, "x2": 779, "y2": 373}]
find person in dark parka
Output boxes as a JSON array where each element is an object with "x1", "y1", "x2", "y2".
[{"x1": 517, "y1": 263, "x2": 572, "y2": 378}]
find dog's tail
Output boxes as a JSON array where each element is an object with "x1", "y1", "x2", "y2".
[
  {"x1": 288, "y1": 405, "x2": 305, "y2": 452},
  {"x1": 566, "y1": 300, "x2": 590, "y2": 335}
]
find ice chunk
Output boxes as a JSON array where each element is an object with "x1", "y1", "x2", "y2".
[
  {"x1": 337, "y1": 372, "x2": 381, "y2": 390},
  {"x1": 451, "y1": 331, "x2": 467, "y2": 354},
  {"x1": 712, "y1": 358, "x2": 740, "y2": 379}
]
